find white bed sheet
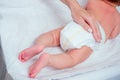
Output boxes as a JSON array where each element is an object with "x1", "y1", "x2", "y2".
[{"x1": 0, "y1": 0, "x2": 120, "y2": 80}]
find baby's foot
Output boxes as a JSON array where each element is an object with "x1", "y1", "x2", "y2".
[
  {"x1": 29, "y1": 53, "x2": 49, "y2": 78},
  {"x1": 18, "y1": 45, "x2": 44, "y2": 62}
]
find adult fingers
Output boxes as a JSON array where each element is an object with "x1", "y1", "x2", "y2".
[
  {"x1": 85, "y1": 16, "x2": 101, "y2": 42},
  {"x1": 73, "y1": 17, "x2": 92, "y2": 33},
  {"x1": 90, "y1": 21, "x2": 101, "y2": 42}
]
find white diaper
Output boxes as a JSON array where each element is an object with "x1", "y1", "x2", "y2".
[{"x1": 60, "y1": 21, "x2": 106, "y2": 51}]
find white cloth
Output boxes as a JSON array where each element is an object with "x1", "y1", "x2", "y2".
[
  {"x1": 116, "y1": 6, "x2": 120, "y2": 13},
  {"x1": 60, "y1": 21, "x2": 106, "y2": 51},
  {"x1": 0, "y1": 0, "x2": 120, "y2": 80}
]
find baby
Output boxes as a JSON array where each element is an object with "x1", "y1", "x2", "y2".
[{"x1": 18, "y1": 0, "x2": 120, "y2": 78}]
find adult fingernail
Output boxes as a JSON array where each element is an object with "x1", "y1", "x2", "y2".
[
  {"x1": 88, "y1": 28, "x2": 92, "y2": 33},
  {"x1": 29, "y1": 73, "x2": 35, "y2": 78}
]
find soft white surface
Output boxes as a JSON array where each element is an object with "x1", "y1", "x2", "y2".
[
  {"x1": 116, "y1": 6, "x2": 120, "y2": 13},
  {"x1": 0, "y1": 0, "x2": 120, "y2": 80}
]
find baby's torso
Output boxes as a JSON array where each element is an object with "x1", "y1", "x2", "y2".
[{"x1": 85, "y1": 0, "x2": 120, "y2": 40}]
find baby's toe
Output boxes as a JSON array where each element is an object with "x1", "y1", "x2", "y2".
[{"x1": 18, "y1": 52, "x2": 26, "y2": 62}]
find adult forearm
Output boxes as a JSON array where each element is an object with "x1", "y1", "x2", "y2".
[{"x1": 62, "y1": 0, "x2": 82, "y2": 10}]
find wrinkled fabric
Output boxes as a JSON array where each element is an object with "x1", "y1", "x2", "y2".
[{"x1": 0, "y1": 38, "x2": 13, "y2": 80}]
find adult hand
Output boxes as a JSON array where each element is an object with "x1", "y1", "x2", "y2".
[
  {"x1": 71, "y1": 4, "x2": 101, "y2": 42},
  {"x1": 61, "y1": 0, "x2": 101, "y2": 42}
]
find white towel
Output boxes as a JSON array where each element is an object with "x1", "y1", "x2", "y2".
[{"x1": 1, "y1": 0, "x2": 120, "y2": 80}]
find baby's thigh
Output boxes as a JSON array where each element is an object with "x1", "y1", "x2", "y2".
[
  {"x1": 67, "y1": 46, "x2": 92, "y2": 63},
  {"x1": 50, "y1": 27, "x2": 64, "y2": 44}
]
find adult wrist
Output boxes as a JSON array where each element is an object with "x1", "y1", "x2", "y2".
[
  {"x1": 63, "y1": 0, "x2": 78, "y2": 8},
  {"x1": 65, "y1": 0, "x2": 82, "y2": 11}
]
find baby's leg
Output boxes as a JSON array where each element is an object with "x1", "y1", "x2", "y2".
[
  {"x1": 35, "y1": 27, "x2": 63, "y2": 47},
  {"x1": 29, "y1": 46, "x2": 92, "y2": 78},
  {"x1": 19, "y1": 27, "x2": 63, "y2": 62},
  {"x1": 19, "y1": 45, "x2": 44, "y2": 62}
]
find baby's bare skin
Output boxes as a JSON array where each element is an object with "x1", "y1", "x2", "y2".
[
  {"x1": 86, "y1": 0, "x2": 120, "y2": 40},
  {"x1": 18, "y1": 0, "x2": 120, "y2": 78}
]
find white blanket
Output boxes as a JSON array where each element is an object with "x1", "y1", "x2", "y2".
[{"x1": 0, "y1": 0, "x2": 120, "y2": 80}]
